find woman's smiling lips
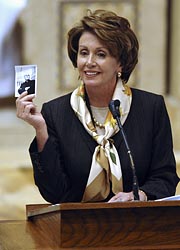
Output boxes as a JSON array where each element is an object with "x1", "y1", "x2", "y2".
[{"x1": 84, "y1": 71, "x2": 100, "y2": 77}]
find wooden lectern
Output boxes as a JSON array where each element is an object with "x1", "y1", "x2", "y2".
[
  {"x1": 25, "y1": 201, "x2": 180, "y2": 249},
  {"x1": 1, "y1": 201, "x2": 180, "y2": 249}
]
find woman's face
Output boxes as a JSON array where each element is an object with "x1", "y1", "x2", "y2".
[{"x1": 77, "y1": 31, "x2": 121, "y2": 90}]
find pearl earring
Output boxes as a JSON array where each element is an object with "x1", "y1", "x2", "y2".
[{"x1": 117, "y1": 72, "x2": 121, "y2": 78}]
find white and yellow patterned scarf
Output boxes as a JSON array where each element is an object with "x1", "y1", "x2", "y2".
[{"x1": 70, "y1": 79, "x2": 132, "y2": 202}]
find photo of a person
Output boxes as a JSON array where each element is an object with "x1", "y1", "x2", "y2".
[
  {"x1": 18, "y1": 74, "x2": 35, "y2": 95},
  {"x1": 15, "y1": 64, "x2": 37, "y2": 97}
]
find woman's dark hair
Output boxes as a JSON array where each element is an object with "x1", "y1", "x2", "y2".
[{"x1": 67, "y1": 9, "x2": 139, "y2": 83}]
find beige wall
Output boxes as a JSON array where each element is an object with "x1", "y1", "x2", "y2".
[{"x1": 168, "y1": 0, "x2": 180, "y2": 153}]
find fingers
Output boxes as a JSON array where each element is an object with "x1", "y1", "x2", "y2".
[
  {"x1": 108, "y1": 191, "x2": 134, "y2": 202},
  {"x1": 21, "y1": 103, "x2": 36, "y2": 119},
  {"x1": 16, "y1": 91, "x2": 36, "y2": 120},
  {"x1": 16, "y1": 91, "x2": 35, "y2": 105}
]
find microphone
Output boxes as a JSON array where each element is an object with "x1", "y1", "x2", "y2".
[{"x1": 109, "y1": 100, "x2": 140, "y2": 200}]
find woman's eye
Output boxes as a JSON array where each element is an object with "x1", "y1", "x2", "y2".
[
  {"x1": 79, "y1": 50, "x2": 88, "y2": 56},
  {"x1": 97, "y1": 52, "x2": 106, "y2": 58}
]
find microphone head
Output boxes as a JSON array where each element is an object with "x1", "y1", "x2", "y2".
[
  {"x1": 114, "y1": 99, "x2": 120, "y2": 108},
  {"x1": 109, "y1": 99, "x2": 120, "y2": 118}
]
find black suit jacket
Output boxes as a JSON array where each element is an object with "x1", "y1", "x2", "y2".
[{"x1": 29, "y1": 88, "x2": 179, "y2": 203}]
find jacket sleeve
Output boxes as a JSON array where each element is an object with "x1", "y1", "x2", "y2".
[
  {"x1": 139, "y1": 96, "x2": 179, "y2": 200},
  {"x1": 29, "y1": 101, "x2": 74, "y2": 204}
]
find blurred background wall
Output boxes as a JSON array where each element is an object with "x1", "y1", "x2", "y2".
[{"x1": 0, "y1": 0, "x2": 180, "y2": 219}]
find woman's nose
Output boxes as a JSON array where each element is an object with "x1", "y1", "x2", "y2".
[{"x1": 85, "y1": 55, "x2": 96, "y2": 67}]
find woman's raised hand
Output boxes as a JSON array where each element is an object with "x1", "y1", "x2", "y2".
[{"x1": 16, "y1": 91, "x2": 45, "y2": 130}]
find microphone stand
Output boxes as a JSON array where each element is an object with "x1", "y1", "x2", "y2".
[{"x1": 109, "y1": 100, "x2": 140, "y2": 200}]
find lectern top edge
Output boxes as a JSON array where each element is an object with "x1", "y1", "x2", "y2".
[{"x1": 26, "y1": 200, "x2": 180, "y2": 219}]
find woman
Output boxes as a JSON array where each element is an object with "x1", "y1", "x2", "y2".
[{"x1": 16, "y1": 9, "x2": 179, "y2": 204}]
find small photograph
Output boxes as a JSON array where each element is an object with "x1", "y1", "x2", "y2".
[{"x1": 15, "y1": 65, "x2": 37, "y2": 97}]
